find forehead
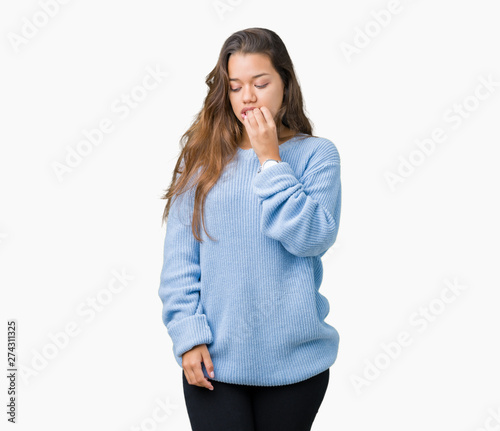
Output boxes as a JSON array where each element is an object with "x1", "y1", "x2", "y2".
[{"x1": 228, "y1": 52, "x2": 275, "y2": 80}]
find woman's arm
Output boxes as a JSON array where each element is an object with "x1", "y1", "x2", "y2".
[
  {"x1": 158, "y1": 183, "x2": 213, "y2": 363},
  {"x1": 252, "y1": 140, "x2": 341, "y2": 258}
]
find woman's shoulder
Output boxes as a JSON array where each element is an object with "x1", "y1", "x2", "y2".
[{"x1": 294, "y1": 134, "x2": 341, "y2": 165}]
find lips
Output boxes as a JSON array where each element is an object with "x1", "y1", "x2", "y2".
[{"x1": 241, "y1": 107, "x2": 256, "y2": 119}]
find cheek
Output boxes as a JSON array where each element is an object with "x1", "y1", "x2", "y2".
[{"x1": 267, "y1": 90, "x2": 282, "y2": 108}]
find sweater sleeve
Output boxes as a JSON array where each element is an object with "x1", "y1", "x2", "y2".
[
  {"x1": 252, "y1": 144, "x2": 341, "y2": 258},
  {"x1": 158, "y1": 181, "x2": 213, "y2": 364}
]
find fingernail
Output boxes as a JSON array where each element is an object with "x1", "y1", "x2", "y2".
[{"x1": 210, "y1": 371, "x2": 214, "y2": 378}]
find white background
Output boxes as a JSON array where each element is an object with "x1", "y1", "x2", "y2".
[{"x1": 1, "y1": 0, "x2": 499, "y2": 430}]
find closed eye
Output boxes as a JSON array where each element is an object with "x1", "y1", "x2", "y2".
[{"x1": 230, "y1": 83, "x2": 269, "y2": 92}]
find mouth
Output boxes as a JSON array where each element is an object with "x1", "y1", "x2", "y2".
[{"x1": 241, "y1": 107, "x2": 256, "y2": 119}]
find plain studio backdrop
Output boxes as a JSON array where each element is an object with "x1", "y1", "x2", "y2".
[{"x1": 1, "y1": 0, "x2": 499, "y2": 430}]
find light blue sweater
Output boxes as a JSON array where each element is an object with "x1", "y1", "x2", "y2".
[{"x1": 158, "y1": 133, "x2": 342, "y2": 386}]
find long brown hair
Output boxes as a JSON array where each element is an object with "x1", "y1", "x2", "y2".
[{"x1": 160, "y1": 27, "x2": 316, "y2": 242}]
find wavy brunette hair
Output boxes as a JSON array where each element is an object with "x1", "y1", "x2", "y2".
[{"x1": 160, "y1": 27, "x2": 316, "y2": 242}]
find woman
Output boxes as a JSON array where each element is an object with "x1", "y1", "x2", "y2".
[{"x1": 158, "y1": 27, "x2": 342, "y2": 431}]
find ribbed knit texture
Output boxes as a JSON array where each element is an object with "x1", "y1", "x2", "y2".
[{"x1": 158, "y1": 133, "x2": 342, "y2": 386}]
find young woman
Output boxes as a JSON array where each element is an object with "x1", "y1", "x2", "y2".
[{"x1": 158, "y1": 27, "x2": 342, "y2": 431}]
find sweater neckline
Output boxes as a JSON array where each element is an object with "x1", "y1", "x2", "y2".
[{"x1": 236, "y1": 133, "x2": 306, "y2": 159}]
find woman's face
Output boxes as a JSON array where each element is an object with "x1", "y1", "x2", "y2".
[{"x1": 227, "y1": 52, "x2": 285, "y2": 126}]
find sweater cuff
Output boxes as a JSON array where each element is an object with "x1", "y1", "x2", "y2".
[
  {"x1": 167, "y1": 314, "x2": 213, "y2": 361},
  {"x1": 252, "y1": 161, "x2": 298, "y2": 199}
]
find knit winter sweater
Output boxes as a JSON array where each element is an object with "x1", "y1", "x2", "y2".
[{"x1": 158, "y1": 133, "x2": 342, "y2": 386}]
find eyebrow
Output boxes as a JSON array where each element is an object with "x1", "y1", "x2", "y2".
[{"x1": 229, "y1": 73, "x2": 270, "y2": 82}]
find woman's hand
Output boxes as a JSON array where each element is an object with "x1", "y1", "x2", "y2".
[
  {"x1": 243, "y1": 106, "x2": 281, "y2": 165},
  {"x1": 182, "y1": 344, "x2": 215, "y2": 391}
]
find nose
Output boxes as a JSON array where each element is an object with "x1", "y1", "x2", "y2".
[{"x1": 242, "y1": 85, "x2": 256, "y2": 103}]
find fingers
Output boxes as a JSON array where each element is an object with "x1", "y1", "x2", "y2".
[
  {"x1": 248, "y1": 107, "x2": 263, "y2": 128},
  {"x1": 242, "y1": 107, "x2": 278, "y2": 151},
  {"x1": 259, "y1": 106, "x2": 273, "y2": 124},
  {"x1": 183, "y1": 349, "x2": 214, "y2": 391},
  {"x1": 253, "y1": 106, "x2": 273, "y2": 127},
  {"x1": 245, "y1": 107, "x2": 274, "y2": 131},
  {"x1": 202, "y1": 349, "x2": 215, "y2": 379},
  {"x1": 197, "y1": 363, "x2": 214, "y2": 390},
  {"x1": 184, "y1": 368, "x2": 197, "y2": 386},
  {"x1": 246, "y1": 107, "x2": 266, "y2": 128},
  {"x1": 243, "y1": 109, "x2": 255, "y2": 132},
  {"x1": 184, "y1": 366, "x2": 214, "y2": 390},
  {"x1": 243, "y1": 109, "x2": 259, "y2": 140}
]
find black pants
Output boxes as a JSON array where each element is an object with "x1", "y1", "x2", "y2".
[{"x1": 182, "y1": 368, "x2": 330, "y2": 431}]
